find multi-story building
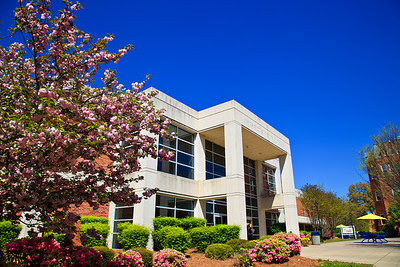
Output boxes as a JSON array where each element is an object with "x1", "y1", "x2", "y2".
[{"x1": 103, "y1": 88, "x2": 299, "y2": 248}]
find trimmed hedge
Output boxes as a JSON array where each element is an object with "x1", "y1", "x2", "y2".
[
  {"x1": 179, "y1": 217, "x2": 206, "y2": 230},
  {"x1": 189, "y1": 226, "x2": 217, "y2": 253},
  {"x1": 92, "y1": 246, "x2": 115, "y2": 266},
  {"x1": 80, "y1": 218, "x2": 109, "y2": 247},
  {"x1": 80, "y1": 216, "x2": 109, "y2": 224},
  {"x1": 118, "y1": 223, "x2": 151, "y2": 250},
  {"x1": 153, "y1": 217, "x2": 180, "y2": 231},
  {"x1": 154, "y1": 226, "x2": 191, "y2": 253},
  {"x1": 0, "y1": 220, "x2": 22, "y2": 263},
  {"x1": 205, "y1": 243, "x2": 234, "y2": 260},
  {"x1": 44, "y1": 232, "x2": 66, "y2": 245},
  {"x1": 226, "y1": 238, "x2": 250, "y2": 253},
  {"x1": 213, "y1": 224, "x2": 240, "y2": 244},
  {"x1": 132, "y1": 247, "x2": 153, "y2": 267}
]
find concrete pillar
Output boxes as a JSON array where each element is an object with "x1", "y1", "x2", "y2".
[
  {"x1": 224, "y1": 121, "x2": 247, "y2": 239},
  {"x1": 194, "y1": 199, "x2": 207, "y2": 220},
  {"x1": 279, "y1": 153, "x2": 300, "y2": 235},
  {"x1": 255, "y1": 160, "x2": 266, "y2": 237},
  {"x1": 194, "y1": 133, "x2": 206, "y2": 181}
]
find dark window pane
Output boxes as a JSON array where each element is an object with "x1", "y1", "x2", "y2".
[
  {"x1": 205, "y1": 140, "x2": 212, "y2": 150},
  {"x1": 157, "y1": 161, "x2": 175, "y2": 175},
  {"x1": 159, "y1": 137, "x2": 176, "y2": 148},
  {"x1": 206, "y1": 161, "x2": 213, "y2": 172},
  {"x1": 214, "y1": 154, "x2": 225, "y2": 166},
  {"x1": 215, "y1": 204, "x2": 227, "y2": 214},
  {"x1": 178, "y1": 140, "x2": 193, "y2": 154},
  {"x1": 222, "y1": 215, "x2": 228, "y2": 224},
  {"x1": 114, "y1": 207, "x2": 134, "y2": 220},
  {"x1": 252, "y1": 198, "x2": 258, "y2": 206},
  {"x1": 176, "y1": 210, "x2": 193, "y2": 218},
  {"x1": 206, "y1": 172, "x2": 214, "y2": 180},
  {"x1": 156, "y1": 208, "x2": 174, "y2": 217},
  {"x1": 206, "y1": 151, "x2": 212, "y2": 161},
  {"x1": 206, "y1": 213, "x2": 213, "y2": 224},
  {"x1": 112, "y1": 234, "x2": 122, "y2": 249},
  {"x1": 178, "y1": 128, "x2": 194, "y2": 142},
  {"x1": 214, "y1": 164, "x2": 226, "y2": 177},
  {"x1": 252, "y1": 218, "x2": 259, "y2": 226},
  {"x1": 178, "y1": 152, "x2": 194, "y2": 167},
  {"x1": 177, "y1": 164, "x2": 194, "y2": 179},
  {"x1": 176, "y1": 199, "x2": 194, "y2": 210},
  {"x1": 214, "y1": 144, "x2": 225, "y2": 156},
  {"x1": 168, "y1": 125, "x2": 177, "y2": 134},
  {"x1": 206, "y1": 203, "x2": 213, "y2": 212},
  {"x1": 156, "y1": 195, "x2": 175, "y2": 208}
]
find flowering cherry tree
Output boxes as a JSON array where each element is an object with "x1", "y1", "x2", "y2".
[{"x1": 0, "y1": 0, "x2": 174, "y2": 239}]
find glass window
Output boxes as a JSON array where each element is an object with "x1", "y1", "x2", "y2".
[
  {"x1": 244, "y1": 156, "x2": 259, "y2": 238},
  {"x1": 155, "y1": 195, "x2": 195, "y2": 219},
  {"x1": 206, "y1": 199, "x2": 227, "y2": 226},
  {"x1": 112, "y1": 204, "x2": 134, "y2": 249},
  {"x1": 262, "y1": 165, "x2": 276, "y2": 196},
  {"x1": 157, "y1": 124, "x2": 195, "y2": 179},
  {"x1": 205, "y1": 140, "x2": 226, "y2": 180}
]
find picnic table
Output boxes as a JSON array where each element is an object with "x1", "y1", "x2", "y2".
[{"x1": 359, "y1": 232, "x2": 388, "y2": 243}]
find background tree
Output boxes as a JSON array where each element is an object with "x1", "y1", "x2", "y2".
[
  {"x1": 0, "y1": 0, "x2": 173, "y2": 240},
  {"x1": 360, "y1": 123, "x2": 400, "y2": 195},
  {"x1": 299, "y1": 184, "x2": 346, "y2": 236}
]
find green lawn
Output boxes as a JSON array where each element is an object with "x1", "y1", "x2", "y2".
[{"x1": 319, "y1": 260, "x2": 373, "y2": 267}]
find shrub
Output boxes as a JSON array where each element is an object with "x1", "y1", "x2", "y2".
[
  {"x1": 226, "y1": 238, "x2": 250, "y2": 253},
  {"x1": 271, "y1": 232, "x2": 301, "y2": 256},
  {"x1": 205, "y1": 243, "x2": 234, "y2": 260},
  {"x1": 153, "y1": 248, "x2": 187, "y2": 267},
  {"x1": 4, "y1": 237, "x2": 102, "y2": 265},
  {"x1": 132, "y1": 247, "x2": 153, "y2": 267},
  {"x1": 213, "y1": 224, "x2": 240, "y2": 243},
  {"x1": 300, "y1": 232, "x2": 311, "y2": 246},
  {"x1": 81, "y1": 216, "x2": 109, "y2": 224},
  {"x1": 324, "y1": 232, "x2": 332, "y2": 240},
  {"x1": 189, "y1": 226, "x2": 217, "y2": 252},
  {"x1": 269, "y1": 223, "x2": 286, "y2": 235},
  {"x1": 153, "y1": 217, "x2": 180, "y2": 231},
  {"x1": 156, "y1": 226, "x2": 191, "y2": 253},
  {"x1": 80, "y1": 222, "x2": 110, "y2": 247},
  {"x1": 118, "y1": 223, "x2": 151, "y2": 250},
  {"x1": 93, "y1": 246, "x2": 116, "y2": 266},
  {"x1": 0, "y1": 220, "x2": 22, "y2": 262},
  {"x1": 248, "y1": 238, "x2": 290, "y2": 264},
  {"x1": 259, "y1": 235, "x2": 272, "y2": 240},
  {"x1": 179, "y1": 217, "x2": 206, "y2": 230},
  {"x1": 107, "y1": 250, "x2": 143, "y2": 267},
  {"x1": 44, "y1": 231, "x2": 66, "y2": 245}
]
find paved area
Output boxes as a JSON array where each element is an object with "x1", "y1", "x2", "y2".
[{"x1": 301, "y1": 237, "x2": 400, "y2": 267}]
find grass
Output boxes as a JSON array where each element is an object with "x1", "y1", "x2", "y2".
[{"x1": 318, "y1": 260, "x2": 373, "y2": 267}]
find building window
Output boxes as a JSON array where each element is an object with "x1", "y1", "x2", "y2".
[
  {"x1": 158, "y1": 125, "x2": 195, "y2": 179},
  {"x1": 155, "y1": 195, "x2": 195, "y2": 218},
  {"x1": 375, "y1": 190, "x2": 382, "y2": 201},
  {"x1": 112, "y1": 204, "x2": 134, "y2": 249},
  {"x1": 244, "y1": 156, "x2": 259, "y2": 238},
  {"x1": 265, "y1": 211, "x2": 279, "y2": 234},
  {"x1": 262, "y1": 165, "x2": 276, "y2": 196},
  {"x1": 380, "y1": 215, "x2": 386, "y2": 225},
  {"x1": 205, "y1": 140, "x2": 226, "y2": 180},
  {"x1": 206, "y1": 199, "x2": 227, "y2": 226}
]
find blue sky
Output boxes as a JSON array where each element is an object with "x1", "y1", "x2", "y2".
[{"x1": 1, "y1": 0, "x2": 400, "y2": 197}]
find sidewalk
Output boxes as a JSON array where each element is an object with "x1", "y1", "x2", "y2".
[{"x1": 301, "y1": 237, "x2": 400, "y2": 267}]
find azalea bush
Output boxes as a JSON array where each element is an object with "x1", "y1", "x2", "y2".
[
  {"x1": 240, "y1": 238, "x2": 290, "y2": 266},
  {"x1": 4, "y1": 237, "x2": 102, "y2": 265},
  {"x1": 272, "y1": 232, "x2": 301, "y2": 256},
  {"x1": 107, "y1": 250, "x2": 144, "y2": 267},
  {"x1": 153, "y1": 248, "x2": 187, "y2": 267}
]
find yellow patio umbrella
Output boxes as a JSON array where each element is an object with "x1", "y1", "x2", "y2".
[
  {"x1": 357, "y1": 214, "x2": 386, "y2": 220},
  {"x1": 336, "y1": 224, "x2": 347, "y2": 228}
]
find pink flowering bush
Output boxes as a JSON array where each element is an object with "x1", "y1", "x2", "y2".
[
  {"x1": 106, "y1": 250, "x2": 144, "y2": 267},
  {"x1": 300, "y1": 232, "x2": 311, "y2": 246},
  {"x1": 244, "y1": 238, "x2": 290, "y2": 265},
  {"x1": 153, "y1": 248, "x2": 187, "y2": 267},
  {"x1": 324, "y1": 232, "x2": 333, "y2": 239},
  {"x1": 4, "y1": 237, "x2": 102, "y2": 266},
  {"x1": 271, "y1": 232, "x2": 301, "y2": 256}
]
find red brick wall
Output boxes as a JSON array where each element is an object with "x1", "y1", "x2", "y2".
[{"x1": 296, "y1": 197, "x2": 309, "y2": 217}]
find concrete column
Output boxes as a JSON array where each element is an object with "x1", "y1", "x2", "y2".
[
  {"x1": 194, "y1": 133, "x2": 206, "y2": 181},
  {"x1": 279, "y1": 153, "x2": 300, "y2": 235},
  {"x1": 224, "y1": 121, "x2": 247, "y2": 239},
  {"x1": 194, "y1": 199, "x2": 207, "y2": 220}
]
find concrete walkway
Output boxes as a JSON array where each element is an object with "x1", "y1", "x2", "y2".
[{"x1": 301, "y1": 237, "x2": 400, "y2": 267}]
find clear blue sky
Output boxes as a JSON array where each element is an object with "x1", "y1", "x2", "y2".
[{"x1": 1, "y1": 0, "x2": 400, "y2": 197}]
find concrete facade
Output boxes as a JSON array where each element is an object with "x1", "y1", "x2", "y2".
[{"x1": 107, "y1": 88, "x2": 299, "y2": 248}]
